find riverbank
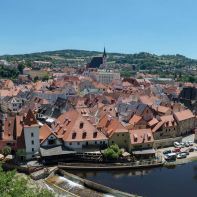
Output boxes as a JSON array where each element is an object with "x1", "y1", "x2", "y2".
[{"x1": 58, "y1": 160, "x2": 164, "y2": 170}]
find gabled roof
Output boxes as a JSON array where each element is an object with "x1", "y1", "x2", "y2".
[
  {"x1": 52, "y1": 110, "x2": 107, "y2": 142},
  {"x1": 23, "y1": 109, "x2": 38, "y2": 126},
  {"x1": 152, "y1": 121, "x2": 165, "y2": 133},
  {"x1": 174, "y1": 109, "x2": 194, "y2": 122},
  {"x1": 97, "y1": 114, "x2": 128, "y2": 137},
  {"x1": 130, "y1": 129, "x2": 154, "y2": 145},
  {"x1": 129, "y1": 114, "x2": 142, "y2": 125},
  {"x1": 39, "y1": 124, "x2": 59, "y2": 144},
  {"x1": 148, "y1": 118, "x2": 159, "y2": 127}
]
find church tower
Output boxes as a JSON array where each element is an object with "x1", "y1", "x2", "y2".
[{"x1": 102, "y1": 47, "x2": 107, "y2": 67}]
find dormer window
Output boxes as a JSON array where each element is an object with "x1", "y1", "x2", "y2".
[
  {"x1": 93, "y1": 131, "x2": 97, "y2": 138},
  {"x1": 72, "y1": 132, "x2": 76, "y2": 139},
  {"x1": 134, "y1": 134, "x2": 138, "y2": 142},
  {"x1": 82, "y1": 132, "x2": 87, "y2": 139},
  {"x1": 79, "y1": 122, "x2": 84, "y2": 129},
  {"x1": 147, "y1": 133, "x2": 151, "y2": 141},
  {"x1": 67, "y1": 119, "x2": 71, "y2": 126}
]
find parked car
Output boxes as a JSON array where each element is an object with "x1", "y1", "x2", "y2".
[
  {"x1": 177, "y1": 153, "x2": 187, "y2": 159},
  {"x1": 163, "y1": 150, "x2": 172, "y2": 155},
  {"x1": 172, "y1": 148, "x2": 181, "y2": 153},
  {"x1": 189, "y1": 148, "x2": 194, "y2": 152},
  {"x1": 185, "y1": 142, "x2": 190, "y2": 147},
  {"x1": 193, "y1": 146, "x2": 197, "y2": 151},
  {"x1": 188, "y1": 141, "x2": 193, "y2": 146},
  {"x1": 165, "y1": 153, "x2": 177, "y2": 161},
  {"x1": 174, "y1": 142, "x2": 180, "y2": 147},
  {"x1": 181, "y1": 151, "x2": 189, "y2": 155},
  {"x1": 179, "y1": 142, "x2": 185, "y2": 148}
]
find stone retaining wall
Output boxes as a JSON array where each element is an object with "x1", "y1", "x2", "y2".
[{"x1": 154, "y1": 137, "x2": 182, "y2": 148}]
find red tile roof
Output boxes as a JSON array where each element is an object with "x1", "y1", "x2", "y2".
[
  {"x1": 130, "y1": 129, "x2": 154, "y2": 144},
  {"x1": 53, "y1": 110, "x2": 107, "y2": 142}
]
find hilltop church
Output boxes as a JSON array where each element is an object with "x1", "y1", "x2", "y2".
[{"x1": 87, "y1": 48, "x2": 107, "y2": 68}]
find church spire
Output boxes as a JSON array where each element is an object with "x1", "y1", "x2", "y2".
[{"x1": 103, "y1": 47, "x2": 107, "y2": 58}]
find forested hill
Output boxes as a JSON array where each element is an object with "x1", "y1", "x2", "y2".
[{"x1": 1, "y1": 50, "x2": 197, "y2": 69}]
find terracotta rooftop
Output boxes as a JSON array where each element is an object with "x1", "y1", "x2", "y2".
[
  {"x1": 130, "y1": 129, "x2": 154, "y2": 145},
  {"x1": 53, "y1": 110, "x2": 107, "y2": 142},
  {"x1": 174, "y1": 109, "x2": 195, "y2": 122}
]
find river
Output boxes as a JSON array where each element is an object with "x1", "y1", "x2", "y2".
[{"x1": 70, "y1": 161, "x2": 197, "y2": 197}]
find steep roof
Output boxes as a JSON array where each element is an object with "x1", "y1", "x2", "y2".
[
  {"x1": 52, "y1": 110, "x2": 107, "y2": 142},
  {"x1": 23, "y1": 109, "x2": 38, "y2": 126},
  {"x1": 174, "y1": 109, "x2": 194, "y2": 122},
  {"x1": 129, "y1": 114, "x2": 142, "y2": 125},
  {"x1": 97, "y1": 114, "x2": 128, "y2": 137},
  {"x1": 130, "y1": 129, "x2": 154, "y2": 145}
]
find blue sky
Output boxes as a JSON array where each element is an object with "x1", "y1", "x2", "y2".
[{"x1": 0, "y1": 0, "x2": 197, "y2": 58}]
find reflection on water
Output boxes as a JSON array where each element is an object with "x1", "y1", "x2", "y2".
[
  {"x1": 70, "y1": 161, "x2": 197, "y2": 197},
  {"x1": 72, "y1": 169, "x2": 151, "y2": 179},
  {"x1": 193, "y1": 166, "x2": 197, "y2": 181}
]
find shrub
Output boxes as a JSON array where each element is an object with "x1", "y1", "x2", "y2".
[
  {"x1": 103, "y1": 144, "x2": 122, "y2": 160},
  {"x1": 2, "y1": 146, "x2": 11, "y2": 156}
]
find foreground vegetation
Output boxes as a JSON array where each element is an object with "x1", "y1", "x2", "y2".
[{"x1": 0, "y1": 166, "x2": 54, "y2": 197}]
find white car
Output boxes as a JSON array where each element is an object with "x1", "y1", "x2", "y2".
[
  {"x1": 174, "y1": 142, "x2": 181, "y2": 148},
  {"x1": 188, "y1": 141, "x2": 193, "y2": 146},
  {"x1": 193, "y1": 146, "x2": 197, "y2": 151},
  {"x1": 179, "y1": 142, "x2": 185, "y2": 148},
  {"x1": 177, "y1": 153, "x2": 187, "y2": 159}
]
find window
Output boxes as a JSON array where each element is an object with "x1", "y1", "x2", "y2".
[
  {"x1": 124, "y1": 140, "x2": 127, "y2": 143},
  {"x1": 31, "y1": 140, "x2": 34, "y2": 145},
  {"x1": 72, "y1": 132, "x2": 76, "y2": 139},
  {"x1": 32, "y1": 148, "x2": 34, "y2": 152},
  {"x1": 95, "y1": 141, "x2": 97, "y2": 144},
  {"x1": 48, "y1": 139, "x2": 55, "y2": 145},
  {"x1": 111, "y1": 141, "x2": 114, "y2": 144},
  {"x1": 69, "y1": 142, "x2": 72, "y2": 145},
  {"x1": 117, "y1": 134, "x2": 119, "y2": 137},
  {"x1": 79, "y1": 122, "x2": 84, "y2": 129},
  {"x1": 31, "y1": 133, "x2": 34, "y2": 137},
  {"x1": 77, "y1": 142, "x2": 80, "y2": 145},
  {"x1": 93, "y1": 131, "x2": 97, "y2": 138},
  {"x1": 122, "y1": 134, "x2": 124, "y2": 137},
  {"x1": 82, "y1": 132, "x2": 87, "y2": 139}
]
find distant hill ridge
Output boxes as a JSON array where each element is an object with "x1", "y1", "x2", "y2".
[{"x1": 1, "y1": 49, "x2": 197, "y2": 68}]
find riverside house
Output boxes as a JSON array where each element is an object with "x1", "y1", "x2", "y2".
[
  {"x1": 51, "y1": 110, "x2": 108, "y2": 151},
  {"x1": 174, "y1": 109, "x2": 195, "y2": 136}
]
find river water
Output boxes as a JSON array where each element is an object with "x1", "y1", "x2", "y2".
[{"x1": 71, "y1": 161, "x2": 197, "y2": 197}]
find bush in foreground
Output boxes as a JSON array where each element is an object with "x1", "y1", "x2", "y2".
[{"x1": 0, "y1": 166, "x2": 54, "y2": 197}]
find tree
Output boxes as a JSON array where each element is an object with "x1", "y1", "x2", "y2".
[
  {"x1": 34, "y1": 76, "x2": 39, "y2": 82},
  {"x1": 103, "y1": 144, "x2": 122, "y2": 160},
  {"x1": 17, "y1": 63, "x2": 25, "y2": 74},
  {"x1": 0, "y1": 166, "x2": 54, "y2": 197},
  {"x1": 41, "y1": 74, "x2": 49, "y2": 81},
  {"x1": 2, "y1": 146, "x2": 11, "y2": 156}
]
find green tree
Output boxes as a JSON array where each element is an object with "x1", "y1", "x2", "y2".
[
  {"x1": 34, "y1": 76, "x2": 39, "y2": 82},
  {"x1": 17, "y1": 63, "x2": 25, "y2": 74},
  {"x1": 0, "y1": 166, "x2": 54, "y2": 197},
  {"x1": 2, "y1": 146, "x2": 11, "y2": 156},
  {"x1": 103, "y1": 144, "x2": 122, "y2": 160},
  {"x1": 41, "y1": 74, "x2": 49, "y2": 81}
]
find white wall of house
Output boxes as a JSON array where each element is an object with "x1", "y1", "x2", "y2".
[
  {"x1": 64, "y1": 139, "x2": 108, "y2": 150},
  {"x1": 24, "y1": 126, "x2": 40, "y2": 159}
]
